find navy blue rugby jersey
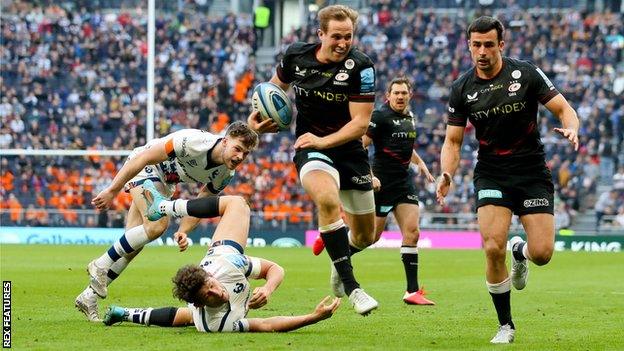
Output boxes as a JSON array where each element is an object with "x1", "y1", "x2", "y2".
[
  {"x1": 367, "y1": 103, "x2": 416, "y2": 179},
  {"x1": 447, "y1": 57, "x2": 559, "y2": 166},
  {"x1": 277, "y1": 42, "x2": 376, "y2": 151}
]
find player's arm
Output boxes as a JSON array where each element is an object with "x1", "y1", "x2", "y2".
[
  {"x1": 544, "y1": 94, "x2": 580, "y2": 151},
  {"x1": 361, "y1": 134, "x2": 381, "y2": 191},
  {"x1": 436, "y1": 125, "x2": 465, "y2": 205},
  {"x1": 92, "y1": 141, "x2": 169, "y2": 210},
  {"x1": 410, "y1": 150, "x2": 435, "y2": 183},
  {"x1": 294, "y1": 101, "x2": 373, "y2": 150},
  {"x1": 246, "y1": 296, "x2": 340, "y2": 332},
  {"x1": 247, "y1": 74, "x2": 289, "y2": 134},
  {"x1": 248, "y1": 258, "x2": 285, "y2": 309}
]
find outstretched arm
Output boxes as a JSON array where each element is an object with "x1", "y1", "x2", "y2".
[
  {"x1": 545, "y1": 94, "x2": 579, "y2": 151},
  {"x1": 92, "y1": 141, "x2": 169, "y2": 210},
  {"x1": 247, "y1": 296, "x2": 340, "y2": 332}
]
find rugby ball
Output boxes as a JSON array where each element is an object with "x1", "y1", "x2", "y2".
[{"x1": 251, "y1": 82, "x2": 293, "y2": 130}]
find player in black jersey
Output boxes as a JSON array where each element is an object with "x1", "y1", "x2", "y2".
[
  {"x1": 436, "y1": 17, "x2": 579, "y2": 344},
  {"x1": 361, "y1": 77, "x2": 436, "y2": 306},
  {"x1": 248, "y1": 5, "x2": 378, "y2": 315}
]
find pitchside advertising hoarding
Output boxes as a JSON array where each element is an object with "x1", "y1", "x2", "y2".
[{"x1": 0, "y1": 226, "x2": 622, "y2": 252}]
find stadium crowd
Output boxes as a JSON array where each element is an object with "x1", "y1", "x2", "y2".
[{"x1": 1, "y1": 1, "x2": 623, "y2": 230}]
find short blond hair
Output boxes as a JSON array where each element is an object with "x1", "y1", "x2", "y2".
[{"x1": 318, "y1": 5, "x2": 358, "y2": 32}]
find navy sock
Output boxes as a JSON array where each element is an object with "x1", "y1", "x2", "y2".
[{"x1": 489, "y1": 291, "x2": 515, "y2": 329}]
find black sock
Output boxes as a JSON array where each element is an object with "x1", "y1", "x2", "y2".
[
  {"x1": 401, "y1": 246, "x2": 419, "y2": 293},
  {"x1": 489, "y1": 291, "x2": 515, "y2": 329},
  {"x1": 321, "y1": 226, "x2": 360, "y2": 295},
  {"x1": 186, "y1": 197, "x2": 220, "y2": 218},
  {"x1": 148, "y1": 307, "x2": 178, "y2": 327},
  {"x1": 512, "y1": 241, "x2": 526, "y2": 261},
  {"x1": 349, "y1": 245, "x2": 362, "y2": 255}
]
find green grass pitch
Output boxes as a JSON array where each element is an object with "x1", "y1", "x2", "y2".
[{"x1": 1, "y1": 245, "x2": 623, "y2": 350}]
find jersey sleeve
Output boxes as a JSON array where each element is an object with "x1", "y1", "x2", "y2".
[
  {"x1": 447, "y1": 83, "x2": 468, "y2": 127},
  {"x1": 206, "y1": 170, "x2": 234, "y2": 194},
  {"x1": 245, "y1": 256, "x2": 263, "y2": 279},
  {"x1": 366, "y1": 109, "x2": 382, "y2": 138},
  {"x1": 348, "y1": 63, "x2": 376, "y2": 103},
  {"x1": 220, "y1": 319, "x2": 250, "y2": 332},
  {"x1": 171, "y1": 131, "x2": 211, "y2": 159},
  {"x1": 526, "y1": 62, "x2": 560, "y2": 105},
  {"x1": 276, "y1": 43, "x2": 300, "y2": 84}
]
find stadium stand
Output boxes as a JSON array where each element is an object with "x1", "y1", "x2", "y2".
[{"x1": 0, "y1": 1, "x2": 622, "y2": 232}]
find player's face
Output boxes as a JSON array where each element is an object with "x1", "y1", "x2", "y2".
[
  {"x1": 386, "y1": 83, "x2": 411, "y2": 113},
  {"x1": 318, "y1": 19, "x2": 354, "y2": 63},
  {"x1": 468, "y1": 29, "x2": 504, "y2": 74},
  {"x1": 222, "y1": 137, "x2": 251, "y2": 170},
  {"x1": 194, "y1": 276, "x2": 229, "y2": 308}
]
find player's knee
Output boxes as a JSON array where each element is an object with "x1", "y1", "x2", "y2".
[
  {"x1": 531, "y1": 247, "x2": 553, "y2": 266},
  {"x1": 228, "y1": 195, "x2": 250, "y2": 217},
  {"x1": 314, "y1": 191, "x2": 341, "y2": 214},
  {"x1": 402, "y1": 227, "x2": 420, "y2": 245},
  {"x1": 144, "y1": 218, "x2": 169, "y2": 238},
  {"x1": 483, "y1": 237, "x2": 506, "y2": 261}
]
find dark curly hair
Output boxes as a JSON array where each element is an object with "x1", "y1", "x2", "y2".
[{"x1": 172, "y1": 265, "x2": 208, "y2": 303}]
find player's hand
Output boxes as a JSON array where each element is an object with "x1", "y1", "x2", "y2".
[
  {"x1": 294, "y1": 133, "x2": 325, "y2": 150},
  {"x1": 419, "y1": 165, "x2": 436, "y2": 183},
  {"x1": 173, "y1": 232, "x2": 189, "y2": 252},
  {"x1": 249, "y1": 286, "x2": 271, "y2": 309},
  {"x1": 553, "y1": 127, "x2": 579, "y2": 151},
  {"x1": 372, "y1": 176, "x2": 381, "y2": 192},
  {"x1": 313, "y1": 296, "x2": 341, "y2": 320},
  {"x1": 91, "y1": 187, "x2": 117, "y2": 210},
  {"x1": 435, "y1": 172, "x2": 452, "y2": 206},
  {"x1": 247, "y1": 110, "x2": 279, "y2": 134}
]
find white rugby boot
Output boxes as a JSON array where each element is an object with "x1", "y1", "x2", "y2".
[{"x1": 509, "y1": 236, "x2": 529, "y2": 290}]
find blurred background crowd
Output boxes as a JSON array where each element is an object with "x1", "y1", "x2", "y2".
[{"x1": 1, "y1": 0, "x2": 623, "y2": 233}]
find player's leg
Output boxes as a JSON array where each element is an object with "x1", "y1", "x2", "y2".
[
  {"x1": 341, "y1": 191, "x2": 376, "y2": 254},
  {"x1": 478, "y1": 205, "x2": 515, "y2": 343},
  {"x1": 210, "y1": 196, "x2": 251, "y2": 249},
  {"x1": 510, "y1": 175, "x2": 555, "y2": 290},
  {"x1": 394, "y1": 203, "x2": 434, "y2": 305},
  {"x1": 103, "y1": 305, "x2": 193, "y2": 327},
  {"x1": 89, "y1": 183, "x2": 170, "y2": 298},
  {"x1": 75, "y1": 202, "x2": 145, "y2": 321}
]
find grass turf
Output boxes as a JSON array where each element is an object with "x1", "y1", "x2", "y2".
[{"x1": 1, "y1": 245, "x2": 622, "y2": 350}]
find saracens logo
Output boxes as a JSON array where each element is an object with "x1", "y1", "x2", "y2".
[
  {"x1": 335, "y1": 73, "x2": 349, "y2": 81},
  {"x1": 523, "y1": 198, "x2": 549, "y2": 208},
  {"x1": 508, "y1": 83, "x2": 522, "y2": 92}
]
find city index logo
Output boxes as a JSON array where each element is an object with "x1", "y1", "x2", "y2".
[
  {"x1": 292, "y1": 85, "x2": 348, "y2": 102},
  {"x1": 470, "y1": 101, "x2": 527, "y2": 121}
]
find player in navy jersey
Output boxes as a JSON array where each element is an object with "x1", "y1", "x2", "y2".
[
  {"x1": 248, "y1": 5, "x2": 378, "y2": 315},
  {"x1": 362, "y1": 77, "x2": 436, "y2": 306},
  {"x1": 436, "y1": 17, "x2": 579, "y2": 343}
]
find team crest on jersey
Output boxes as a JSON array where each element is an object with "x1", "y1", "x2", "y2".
[
  {"x1": 511, "y1": 70, "x2": 522, "y2": 79},
  {"x1": 508, "y1": 83, "x2": 521, "y2": 92},
  {"x1": 335, "y1": 73, "x2": 349, "y2": 81},
  {"x1": 466, "y1": 92, "x2": 478, "y2": 102},
  {"x1": 344, "y1": 59, "x2": 355, "y2": 69}
]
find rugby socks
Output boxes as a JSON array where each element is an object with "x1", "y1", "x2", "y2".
[
  {"x1": 512, "y1": 240, "x2": 528, "y2": 261},
  {"x1": 401, "y1": 246, "x2": 419, "y2": 293},
  {"x1": 320, "y1": 220, "x2": 360, "y2": 295},
  {"x1": 95, "y1": 225, "x2": 150, "y2": 268},
  {"x1": 123, "y1": 307, "x2": 177, "y2": 327},
  {"x1": 348, "y1": 229, "x2": 363, "y2": 255},
  {"x1": 158, "y1": 197, "x2": 221, "y2": 218},
  {"x1": 487, "y1": 277, "x2": 515, "y2": 329},
  {"x1": 106, "y1": 256, "x2": 131, "y2": 285}
]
